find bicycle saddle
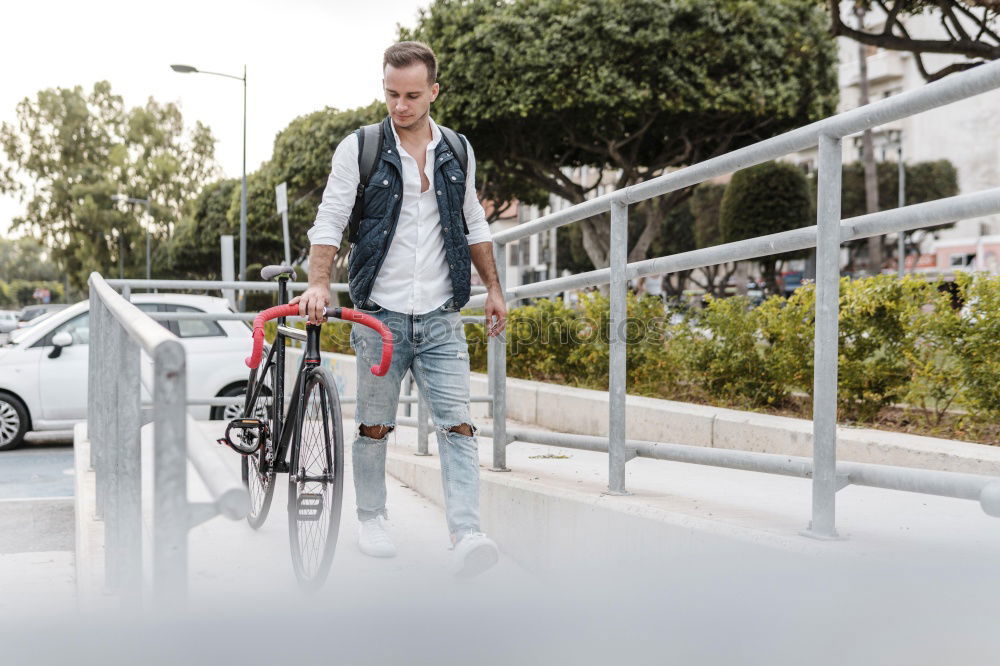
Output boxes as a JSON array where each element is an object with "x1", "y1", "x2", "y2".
[{"x1": 261, "y1": 264, "x2": 296, "y2": 281}]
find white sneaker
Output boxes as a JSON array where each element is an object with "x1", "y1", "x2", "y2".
[
  {"x1": 358, "y1": 516, "x2": 397, "y2": 558},
  {"x1": 452, "y1": 532, "x2": 499, "y2": 578}
]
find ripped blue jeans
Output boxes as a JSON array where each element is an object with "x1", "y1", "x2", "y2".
[{"x1": 349, "y1": 298, "x2": 480, "y2": 539}]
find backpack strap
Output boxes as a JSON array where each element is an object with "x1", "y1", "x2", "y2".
[
  {"x1": 437, "y1": 125, "x2": 470, "y2": 234},
  {"x1": 347, "y1": 123, "x2": 382, "y2": 244},
  {"x1": 438, "y1": 125, "x2": 468, "y2": 175}
]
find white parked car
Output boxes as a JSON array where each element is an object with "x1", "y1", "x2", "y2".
[
  {"x1": 0, "y1": 294, "x2": 255, "y2": 451},
  {"x1": 0, "y1": 310, "x2": 18, "y2": 334}
]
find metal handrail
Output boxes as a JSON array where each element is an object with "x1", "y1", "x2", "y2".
[
  {"x1": 476, "y1": 58, "x2": 1000, "y2": 537},
  {"x1": 106, "y1": 278, "x2": 487, "y2": 296},
  {"x1": 467, "y1": 187, "x2": 1000, "y2": 308},
  {"x1": 87, "y1": 272, "x2": 249, "y2": 604}
]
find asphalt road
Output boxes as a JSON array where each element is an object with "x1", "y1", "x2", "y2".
[{"x1": 0, "y1": 443, "x2": 75, "y2": 499}]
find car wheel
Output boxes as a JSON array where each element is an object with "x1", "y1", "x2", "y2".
[
  {"x1": 0, "y1": 393, "x2": 28, "y2": 451},
  {"x1": 211, "y1": 384, "x2": 249, "y2": 421}
]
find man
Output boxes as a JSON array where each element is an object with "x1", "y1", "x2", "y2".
[{"x1": 292, "y1": 41, "x2": 507, "y2": 577}]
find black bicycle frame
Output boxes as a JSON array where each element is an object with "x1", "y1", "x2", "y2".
[{"x1": 242, "y1": 275, "x2": 329, "y2": 478}]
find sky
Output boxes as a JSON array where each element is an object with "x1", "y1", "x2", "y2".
[{"x1": 0, "y1": 0, "x2": 429, "y2": 237}]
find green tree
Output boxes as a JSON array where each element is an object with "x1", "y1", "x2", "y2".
[
  {"x1": 720, "y1": 161, "x2": 813, "y2": 294},
  {"x1": 241, "y1": 102, "x2": 384, "y2": 288},
  {"x1": 404, "y1": 0, "x2": 838, "y2": 269},
  {"x1": 822, "y1": 1, "x2": 1000, "y2": 82},
  {"x1": 161, "y1": 178, "x2": 238, "y2": 279},
  {"x1": 833, "y1": 159, "x2": 959, "y2": 271},
  {"x1": 0, "y1": 237, "x2": 62, "y2": 283},
  {"x1": 160, "y1": 102, "x2": 386, "y2": 290},
  {"x1": 0, "y1": 82, "x2": 218, "y2": 288},
  {"x1": 646, "y1": 197, "x2": 697, "y2": 298},
  {"x1": 688, "y1": 184, "x2": 735, "y2": 297}
]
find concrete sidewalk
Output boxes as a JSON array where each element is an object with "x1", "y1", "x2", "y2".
[
  {"x1": 139, "y1": 420, "x2": 530, "y2": 604},
  {"x1": 382, "y1": 418, "x2": 1000, "y2": 571}
]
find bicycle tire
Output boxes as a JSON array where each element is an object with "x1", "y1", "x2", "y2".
[
  {"x1": 287, "y1": 365, "x2": 344, "y2": 590},
  {"x1": 241, "y1": 360, "x2": 277, "y2": 530}
]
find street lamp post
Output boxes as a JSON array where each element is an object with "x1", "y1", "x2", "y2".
[
  {"x1": 110, "y1": 195, "x2": 151, "y2": 282},
  {"x1": 885, "y1": 129, "x2": 906, "y2": 277},
  {"x1": 171, "y1": 63, "x2": 247, "y2": 311}
]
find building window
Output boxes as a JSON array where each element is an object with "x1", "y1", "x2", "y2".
[{"x1": 950, "y1": 253, "x2": 977, "y2": 268}]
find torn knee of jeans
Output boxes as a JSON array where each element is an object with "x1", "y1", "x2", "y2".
[
  {"x1": 359, "y1": 423, "x2": 395, "y2": 440},
  {"x1": 440, "y1": 422, "x2": 477, "y2": 437}
]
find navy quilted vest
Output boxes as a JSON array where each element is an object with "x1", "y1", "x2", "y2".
[{"x1": 347, "y1": 116, "x2": 472, "y2": 309}]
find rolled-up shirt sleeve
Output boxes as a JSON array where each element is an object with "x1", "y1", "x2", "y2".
[
  {"x1": 307, "y1": 133, "x2": 360, "y2": 249},
  {"x1": 463, "y1": 142, "x2": 492, "y2": 245}
]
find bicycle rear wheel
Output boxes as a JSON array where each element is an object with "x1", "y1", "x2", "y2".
[
  {"x1": 241, "y1": 359, "x2": 277, "y2": 530},
  {"x1": 287, "y1": 366, "x2": 344, "y2": 589}
]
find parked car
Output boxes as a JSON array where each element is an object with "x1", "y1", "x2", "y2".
[
  {"x1": 0, "y1": 294, "x2": 254, "y2": 451},
  {"x1": 0, "y1": 310, "x2": 18, "y2": 334},
  {"x1": 780, "y1": 271, "x2": 805, "y2": 297},
  {"x1": 17, "y1": 303, "x2": 69, "y2": 328}
]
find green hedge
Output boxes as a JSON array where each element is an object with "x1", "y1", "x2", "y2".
[
  {"x1": 0, "y1": 280, "x2": 66, "y2": 309},
  {"x1": 466, "y1": 274, "x2": 1000, "y2": 442},
  {"x1": 288, "y1": 274, "x2": 1000, "y2": 444}
]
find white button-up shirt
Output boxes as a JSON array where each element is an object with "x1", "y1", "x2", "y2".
[{"x1": 307, "y1": 118, "x2": 491, "y2": 315}]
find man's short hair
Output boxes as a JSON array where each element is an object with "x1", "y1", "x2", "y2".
[{"x1": 383, "y1": 41, "x2": 438, "y2": 85}]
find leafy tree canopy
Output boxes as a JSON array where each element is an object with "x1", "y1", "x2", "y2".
[
  {"x1": 404, "y1": 0, "x2": 839, "y2": 268},
  {"x1": 0, "y1": 81, "x2": 218, "y2": 288},
  {"x1": 841, "y1": 159, "x2": 959, "y2": 217},
  {"x1": 838, "y1": 158, "x2": 959, "y2": 269},
  {"x1": 238, "y1": 102, "x2": 385, "y2": 268},
  {"x1": 720, "y1": 161, "x2": 813, "y2": 291},
  {"x1": 161, "y1": 102, "x2": 386, "y2": 281},
  {"x1": 0, "y1": 236, "x2": 62, "y2": 283},
  {"x1": 824, "y1": 1, "x2": 1000, "y2": 81}
]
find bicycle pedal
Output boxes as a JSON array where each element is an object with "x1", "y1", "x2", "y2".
[
  {"x1": 229, "y1": 418, "x2": 267, "y2": 430},
  {"x1": 296, "y1": 493, "x2": 324, "y2": 521}
]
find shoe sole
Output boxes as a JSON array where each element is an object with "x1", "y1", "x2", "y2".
[{"x1": 455, "y1": 543, "x2": 498, "y2": 578}]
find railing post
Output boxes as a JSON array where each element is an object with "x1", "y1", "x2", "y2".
[
  {"x1": 104, "y1": 317, "x2": 123, "y2": 587},
  {"x1": 486, "y1": 322, "x2": 495, "y2": 419},
  {"x1": 402, "y1": 370, "x2": 414, "y2": 418},
  {"x1": 416, "y1": 392, "x2": 431, "y2": 456},
  {"x1": 608, "y1": 199, "x2": 629, "y2": 495},
  {"x1": 489, "y1": 242, "x2": 509, "y2": 472},
  {"x1": 87, "y1": 284, "x2": 100, "y2": 471},
  {"x1": 152, "y1": 340, "x2": 189, "y2": 603},
  {"x1": 93, "y1": 300, "x2": 110, "y2": 520},
  {"x1": 807, "y1": 133, "x2": 843, "y2": 539},
  {"x1": 116, "y1": 329, "x2": 143, "y2": 601}
]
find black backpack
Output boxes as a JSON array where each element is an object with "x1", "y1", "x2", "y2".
[{"x1": 347, "y1": 123, "x2": 469, "y2": 244}]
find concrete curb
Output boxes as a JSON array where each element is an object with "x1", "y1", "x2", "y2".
[
  {"x1": 312, "y1": 351, "x2": 1000, "y2": 477},
  {"x1": 385, "y1": 447, "x2": 833, "y2": 574},
  {"x1": 73, "y1": 422, "x2": 106, "y2": 609}
]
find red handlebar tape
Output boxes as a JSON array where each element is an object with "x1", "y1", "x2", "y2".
[
  {"x1": 244, "y1": 304, "x2": 394, "y2": 378},
  {"x1": 336, "y1": 307, "x2": 394, "y2": 377}
]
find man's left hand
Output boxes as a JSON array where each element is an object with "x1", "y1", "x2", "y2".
[{"x1": 484, "y1": 287, "x2": 507, "y2": 337}]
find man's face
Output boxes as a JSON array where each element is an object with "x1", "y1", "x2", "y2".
[{"x1": 383, "y1": 63, "x2": 439, "y2": 130}]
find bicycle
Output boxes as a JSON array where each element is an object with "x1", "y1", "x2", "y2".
[{"x1": 218, "y1": 266, "x2": 393, "y2": 589}]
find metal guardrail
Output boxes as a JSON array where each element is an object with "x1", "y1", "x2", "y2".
[
  {"x1": 110, "y1": 282, "x2": 494, "y2": 432},
  {"x1": 91, "y1": 59, "x2": 1000, "y2": 584},
  {"x1": 87, "y1": 273, "x2": 249, "y2": 604},
  {"x1": 463, "y1": 59, "x2": 1000, "y2": 537}
]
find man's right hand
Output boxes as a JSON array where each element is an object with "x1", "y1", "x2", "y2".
[{"x1": 290, "y1": 284, "x2": 331, "y2": 325}]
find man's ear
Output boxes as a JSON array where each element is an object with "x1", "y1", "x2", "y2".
[{"x1": 430, "y1": 82, "x2": 440, "y2": 102}]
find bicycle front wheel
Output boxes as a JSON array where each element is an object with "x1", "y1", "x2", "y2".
[{"x1": 287, "y1": 366, "x2": 344, "y2": 589}]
